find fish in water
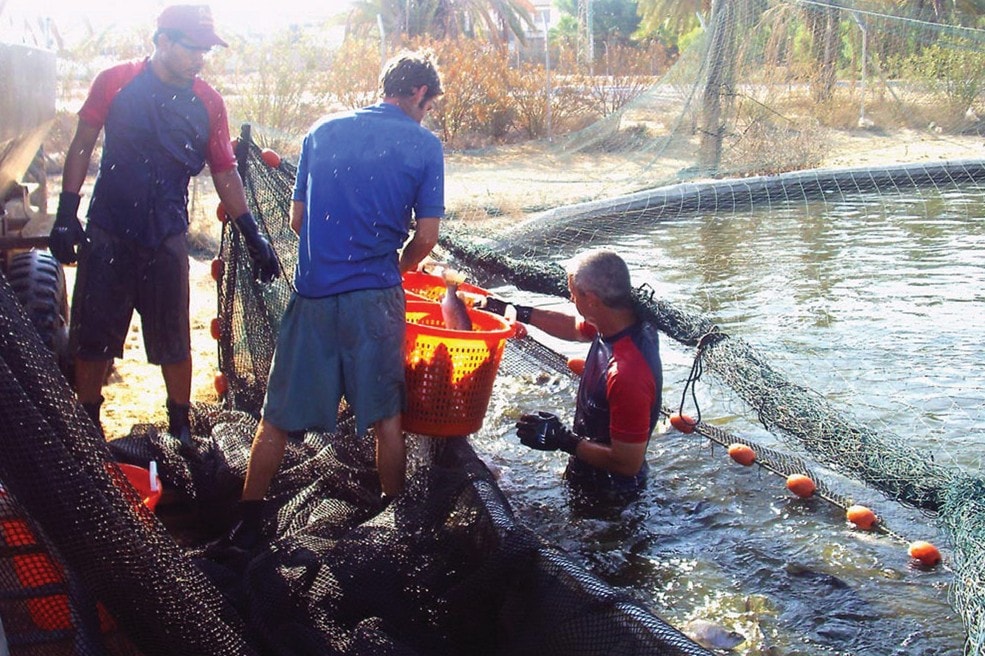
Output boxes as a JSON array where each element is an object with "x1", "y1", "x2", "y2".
[
  {"x1": 441, "y1": 269, "x2": 472, "y2": 331},
  {"x1": 682, "y1": 618, "x2": 747, "y2": 651}
]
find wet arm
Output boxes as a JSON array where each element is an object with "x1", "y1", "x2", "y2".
[
  {"x1": 210, "y1": 167, "x2": 250, "y2": 218},
  {"x1": 61, "y1": 121, "x2": 101, "y2": 195},
  {"x1": 527, "y1": 307, "x2": 592, "y2": 343},
  {"x1": 573, "y1": 439, "x2": 647, "y2": 478},
  {"x1": 399, "y1": 217, "x2": 439, "y2": 274},
  {"x1": 291, "y1": 201, "x2": 304, "y2": 235}
]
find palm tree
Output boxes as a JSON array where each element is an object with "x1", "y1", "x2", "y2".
[
  {"x1": 636, "y1": 0, "x2": 712, "y2": 43},
  {"x1": 346, "y1": 0, "x2": 535, "y2": 47}
]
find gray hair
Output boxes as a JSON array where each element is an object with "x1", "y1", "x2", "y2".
[{"x1": 568, "y1": 249, "x2": 634, "y2": 309}]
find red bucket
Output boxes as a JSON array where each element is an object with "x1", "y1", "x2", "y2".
[
  {"x1": 112, "y1": 463, "x2": 163, "y2": 512},
  {"x1": 404, "y1": 300, "x2": 513, "y2": 437}
]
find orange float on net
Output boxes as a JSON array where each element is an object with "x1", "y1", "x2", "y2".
[
  {"x1": 670, "y1": 413, "x2": 698, "y2": 433},
  {"x1": 908, "y1": 541, "x2": 942, "y2": 567},
  {"x1": 727, "y1": 443, "x2": 756, "y2": 466},
  {"x1": 216, "y1": 201, "x2": 229, "y2": 223},
  {"x1": 210, "y1": 317, "x2": 222, "y2": 341},
  {"x1": 210, "y1": 257, "x2": 224, "y2": 282},
  {"x1": 786, "y1": 474, "x2": 816, "y2": 498},
  {"x1": 214, "y1": 372, "x2": 229, "y2": 397},
  {"x1": 567, "y1": 357, "x2": 585, "y2": 375},
  {"x1": 846, "y1": 505, "x2": 877, "y2": 530},
  {"x1": 261, "y1": 148, "x2": 282, "y2": 168}
]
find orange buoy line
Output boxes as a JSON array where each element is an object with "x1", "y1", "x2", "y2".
[{"x1": 660, "y1": 407, "x2": 945, "y2": 569}]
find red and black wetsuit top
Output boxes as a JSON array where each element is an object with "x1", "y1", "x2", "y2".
[
  {"x1": 78, "y1": 59, "x2": 236, "y2": 247},
  {"x1": 566, "y1": 320, "x2": 663, "y2": 498}
]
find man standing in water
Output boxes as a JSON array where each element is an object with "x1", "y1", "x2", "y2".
[
  {"x1": 50, "y1": 5, "x2": 279, "y2": 443},
  {"x1": 482, "y1": 250, "x2": 662, "y2": 507},
  {"x1": 226, "y1": 51, "x2": 445, "y2": 548}
]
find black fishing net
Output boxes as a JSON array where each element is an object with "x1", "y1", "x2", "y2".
[
  {"x1": 222, "y1": 125, "x2": 985, "y2": 654},
  {"x1": 0, "y1": 127, "x2": 712, "y2": 655},
  {"x1": 439, "y1": 217, "x2": 985, "y2": 653}
]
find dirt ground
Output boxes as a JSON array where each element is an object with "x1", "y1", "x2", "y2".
[{"x1": 71, "y1": 128, "x2": 981, "y2": 440}]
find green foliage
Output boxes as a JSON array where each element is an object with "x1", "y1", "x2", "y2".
[
  {"x1": 896, "y1": 43, "x2": 985, "y2": 116},
  {"x1": 676, "y1": 24, "x2": 705, "y2": 54},
  {"x1": 555, "y1": 0, "x2": 642, "y2": 46},
  {"x1": 347, "y1": 0, "x2": 534, "y2": 47},
  {"x1": 636, "y1": 0, "x2": 710, "y2": 48}
]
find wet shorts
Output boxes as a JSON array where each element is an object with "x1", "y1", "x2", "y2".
[
  {"x1": 70, "y1": 223, "x2": 190, "y2": 365},
  {"x1": 262, "y1": 285, "x2": 406, "y2": 436}
]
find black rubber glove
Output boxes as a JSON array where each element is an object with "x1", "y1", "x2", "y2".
[
  {"x1": 234, "y1": 212, "x2": 280, "y2": 283},
  {"x1": 477, "y1": 295, "x2": 534, "y2": 323},
  {"x1": 49, "y1": 192, "x2": 85, "y2": 264},
  {"x1": 516, "y1": 411, "x2": 581, "y2": 454}
]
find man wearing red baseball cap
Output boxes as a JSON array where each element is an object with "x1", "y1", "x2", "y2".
[
  {"x1": 50, "y1": 5, "x2": 278, "y2": 445},
  {"x1": 156, "y1": 4, "x2": 228, "y2": 49}
]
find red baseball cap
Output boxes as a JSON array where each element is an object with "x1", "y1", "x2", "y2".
[{"x1": 157, "y1": 5, "x2": 228, "y2": 48}]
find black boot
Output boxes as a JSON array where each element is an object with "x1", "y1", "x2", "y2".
[
  {"x1": 203, "y1": 500, "x2": 267, "y2": 560},
  {"x1": 81, "y1": 396, "x2": 104, "y2": 438},
  {"x1": 227, "y1": 499, "x2": 266, "y2": 550},
  {"x1": 166, "y1": 398, "x2": 193, "y2": 448}
]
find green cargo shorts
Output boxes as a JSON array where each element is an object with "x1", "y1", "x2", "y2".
[{"x1": 262, "y1": 286, "x2": 406, "y2": 436}]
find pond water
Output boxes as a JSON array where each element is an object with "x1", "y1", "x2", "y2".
[{"x1": 470, "y1": 188, "x2": 984, "y2": 655}]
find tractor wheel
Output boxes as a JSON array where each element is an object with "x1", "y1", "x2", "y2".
[{"x1": 7, "y1": 250, "x2": 71, "y2": 377}]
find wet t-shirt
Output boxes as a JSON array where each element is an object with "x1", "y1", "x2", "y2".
[
  {"x1": 566, "y1": 320, "x2": 663, "y2": 495},
  {"x1": 292, "y1": 103, "x2": 445, "y2": 297},
  {"x1": 79, "y1": 59, "x2": 235, "y2": 247}
]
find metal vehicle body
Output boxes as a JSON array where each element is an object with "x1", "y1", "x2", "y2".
[{"x1": 0, "y1": 39, "x2": 70, "y2": 371}]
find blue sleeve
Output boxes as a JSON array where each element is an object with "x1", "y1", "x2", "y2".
[{"x1": 413, "y1": 135, "x2": 444, "y2": 220}]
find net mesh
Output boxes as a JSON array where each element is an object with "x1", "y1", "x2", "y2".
[
  {"x1": 420, "y1": 5, "x2": 985, "y2": 649},
  {"x1": 218, "y1": 122, "x2": 985, "y2": 653},
  {"x1": 5, "y1": 0, "x2": 985, "y2": 649},
  {"x1": 0, "y1": 129, "x2": 712, "y2": 654}
]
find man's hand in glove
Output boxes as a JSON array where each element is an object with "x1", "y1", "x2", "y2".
[
  {"x1": 49, "y1": 192, "x2": 86, "y2": 264},
  {"x1": 516, "y1": 411, "x2": 581, "y2": 454},
  {"x1": 476, "y1": 295, "x2": 533, "y2": 323},
  {"x1": 234, "y1": 212, "x2": 280, "y2": 283}
]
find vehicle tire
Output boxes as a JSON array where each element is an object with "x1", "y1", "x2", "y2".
[{"x1": 7, "y1": 250, "x2": 71, "y2": 377}]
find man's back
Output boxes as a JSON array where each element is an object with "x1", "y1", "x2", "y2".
[{"x1": 292, "y1": 103, "x2": 445, "y2": 297}]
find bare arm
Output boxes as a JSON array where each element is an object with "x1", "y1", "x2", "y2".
[
  {"x1": 290, "y1": 200, "x2": 304, "y2": 236},
  {"x1": 210, "y1": 167, "x2": 250, "y2": 218},
  {"x1": 572, "y1": 439, "x2": 648, "y2": 478},
  {"x1": 399, "y1": 217, "x2": 439, "y2": 274},
  {"x1": 61, "y1": 121, "x2": 101, "y2": 195},
  {"x1": 527, "y1": 306, "x2": 593, "y2": 343}
]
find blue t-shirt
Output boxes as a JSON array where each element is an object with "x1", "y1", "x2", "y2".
[{"x1": 292, "y1": 103, "x2": 445, "y2": 297}]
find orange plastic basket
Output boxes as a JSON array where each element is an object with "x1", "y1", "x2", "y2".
[
  {"x1": 402, "y1": 271, "x2": 489, "y2": 305},
  {"x1": 404, "y1": 300, "x2": 514, "y2": 437}
]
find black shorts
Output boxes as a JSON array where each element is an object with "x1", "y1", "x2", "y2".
[{"x1": 70, "y1": 224, "x2": 190, "y2": 365}]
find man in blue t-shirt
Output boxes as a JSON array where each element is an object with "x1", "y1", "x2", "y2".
[{"x1": 230, "y1": 51, "x2": 445, "y2": 545}]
